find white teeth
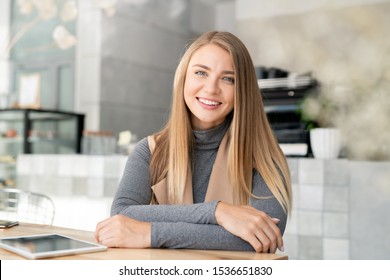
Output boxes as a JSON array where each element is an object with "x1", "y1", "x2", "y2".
[{"x1": 198, "y1": 98, "x2": 221, "y2": 106}]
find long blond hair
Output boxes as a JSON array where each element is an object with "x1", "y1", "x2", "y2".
[{"x1": 150, "y1": 31, "x2": 292, "y2": 214}]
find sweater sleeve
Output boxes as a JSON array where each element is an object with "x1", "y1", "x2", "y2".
[
  {"x1": 150, "y1": 171, "x2": 287, "y2": 251},
  {"x1": 111, "y1": 138, "x2": 287, "y2": 251},
  {"x1": 151, "y1": 222, "x2": 253, "y2": 251},
  {"x1": 111, "y1": 138, "x2": 253, "y2": 250},
  {"x1": 250, "y1": 171, "x2": 288, "y2": 235},
  {"x1": 111, "y1": 138, "x2": 218, "y2": 225}
]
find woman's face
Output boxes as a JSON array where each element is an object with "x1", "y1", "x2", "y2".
[{"x1": 184, "y1": 44, "x2": 235, "y2": 130}]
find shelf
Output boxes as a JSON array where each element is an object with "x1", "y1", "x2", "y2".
[
  {"x1": 27, "y1": 137, "x2": 75, "y2": 148},
  {"x1": 0, "y1": 108, "x2": 85, "y2": 186},
  {"x1": 258, "y1": 75, "x2": 316, "y2": 90},
  {"x1": 264, "y1": 104, "x2": 298, "y2": 113},
  {"x1": 0, "y1": 137, "x2": 23, "y2": 144},
  {"x1": 0, "y1": 108, "x2": 85, "y2": 154},
  {"x1": 0, "y1": 137, "x2": 74, "y2": 146},
  {"x1": 0, "y1": 108, "x2": 84, "y2": 122},
  {"x1": 0, "y1": 161, "x2": 16, "y2": 167}
]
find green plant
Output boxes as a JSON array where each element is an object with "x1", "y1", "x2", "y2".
[
  {"x1": 296, "y1": 99, "x2": 318, "y2": 131},
  {"x1": 300, "y1": 85, "x2": 343, "y2": 129},
  {"x1": 300, "y1": 83, "x2": 390, "y2": 160}
]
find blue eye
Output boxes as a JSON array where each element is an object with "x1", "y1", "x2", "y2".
[
  {"x1": 223, "y1": 76, "x2": 235, "y2": 84},
  {"x1": 195, "y1": 70, "x2": 207, "y2": 76}
]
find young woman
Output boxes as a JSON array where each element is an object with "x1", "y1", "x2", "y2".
[{"x1": 95, "y1": 31, "x2": 292, "y2": 253}]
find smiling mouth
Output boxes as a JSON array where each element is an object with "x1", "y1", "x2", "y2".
[{"x1": 197, "y1": 97, "x2": 222, "y2": 106}]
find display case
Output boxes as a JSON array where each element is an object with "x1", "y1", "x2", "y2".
[{"x1": 0, "y1": 108, "x2": 85, "y2": 187}]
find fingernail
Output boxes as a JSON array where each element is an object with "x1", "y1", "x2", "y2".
[
  {"x1": 272, "y1": 218, "x2": 280, "y2": 223},
  {"x1": 280, "y1": 246, "x2": 284, "y2": 252}
]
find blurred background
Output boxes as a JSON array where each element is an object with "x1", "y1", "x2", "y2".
[{"x1": 0, "y1": 0, "x2": 389, "y2": 259}]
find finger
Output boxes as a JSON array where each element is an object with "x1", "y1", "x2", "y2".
[
  {"x1": 99, "y1": 235, "x2": 119, "y2": 247},
  {"x1": 270, "y1": 237, "x2": 278, "y2": 253},
  {"x1": 260, "y1": 226, "x2": 276, "y2": 253},
  {"x1": 267, "y1": 218, "x2": 283, "y2": 252},
  {"x1": 95, "y1": 216, "x2": 114, "y2": 234},
  {"x1": 94, "y1": 221, "x2": 106, "y2": 242},
  {"x1": 97, "y1": 223, "x2": 119, "y2": 243},
  {"x1": 95, "y1": 217, "x2": 113, "y2": 241},
  {"x1": 96, "y1": 219, "x2": 122, "y2": 244},
  {"x1": 246, "y1": 235, "x2": 263, "y2": 253},
  {"x1": 254, "y1": 230, "x2": 271, "y2": 253},
  {"x1": 94, "y1": 231, "x2": 100, "y2": 243},
  {"x1": 260, "y1": 224, "x2": 279, "y2": 253}
]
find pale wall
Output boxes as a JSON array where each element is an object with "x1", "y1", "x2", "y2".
[
  {"x1": 237, "y1": 1, "x2": 390, "y2": 86},
  {"x1": 75, "y1": 0, "x2": 221, "y2": 139}
]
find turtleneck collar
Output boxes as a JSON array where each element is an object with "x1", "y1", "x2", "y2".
[{"x1": 192, "y1": 115, "x2": 232, "y2": 151}]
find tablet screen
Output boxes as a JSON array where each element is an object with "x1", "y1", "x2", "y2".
[{"x1": 0, "y1": 234, "x2": 107, "y2": 259}]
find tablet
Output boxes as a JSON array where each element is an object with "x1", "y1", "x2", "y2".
[
  {"x1": 0, "y1": 234, "x2": 107, "y2": 259},
  {"x1": 0, "y1": 220, "x2": 19, "y2": 228}
]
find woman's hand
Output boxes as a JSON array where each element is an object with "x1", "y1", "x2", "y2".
[
  {"x1": 95, "y1": 215, "x2": 151, "y2": 248},
  {"x1": 215, "y1": 202, "x2": 283, "y2": 253}
]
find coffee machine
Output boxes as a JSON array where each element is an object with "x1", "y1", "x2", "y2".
[{"x1": 257, "y1": 67, "x2": 318, "y2": 157}]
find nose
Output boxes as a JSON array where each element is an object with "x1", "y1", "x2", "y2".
[{"x1": 204, "y1": 76, "x2": 220, "y2": 95}]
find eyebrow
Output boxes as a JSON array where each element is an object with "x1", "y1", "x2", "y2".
[{"x1": 192, "y1": 64, "x2": 235, "y2": 75}]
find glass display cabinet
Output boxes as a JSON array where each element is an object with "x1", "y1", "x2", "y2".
[{"x1": 0, "y1": 108, "x2": 85, "y2": 187}]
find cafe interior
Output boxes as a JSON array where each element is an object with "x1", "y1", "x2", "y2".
[{"x1": 0, "y1": 0, "x2": 389, "y2": 260}]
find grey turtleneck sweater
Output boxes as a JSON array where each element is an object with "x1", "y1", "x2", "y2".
[{"x1": 111, "y1": 120, "x2": 287, "y2": 251}]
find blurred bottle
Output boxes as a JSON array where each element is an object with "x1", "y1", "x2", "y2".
[
  {"x1": 82, "y1": 130, "x2": 92, "y2": 154},
  {"x1": 82, "y1": 130, "x2": 116, "y2": 155}
]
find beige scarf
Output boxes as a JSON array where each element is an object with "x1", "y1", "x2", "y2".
[{"x1": 147, "y1": 132, "x2": 234, "y2": 204}]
